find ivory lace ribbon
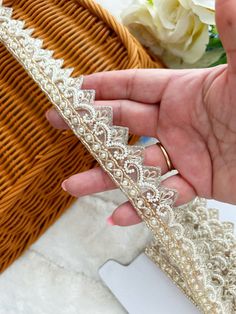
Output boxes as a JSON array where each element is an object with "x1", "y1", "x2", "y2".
[{"x1": 0, "y1": 3, "x2": 236, "y2": 313}]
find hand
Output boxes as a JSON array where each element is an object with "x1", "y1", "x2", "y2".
[{"x1": 46, "y1": 0, "x2": 236, "y2": 226}]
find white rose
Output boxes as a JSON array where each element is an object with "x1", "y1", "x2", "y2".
[
  {"x1": 121, "y1": 0, "x2": 216, "y2": 66},
  {"x1": 185, "y1": 0, "x2": 215, "y2": 24}
]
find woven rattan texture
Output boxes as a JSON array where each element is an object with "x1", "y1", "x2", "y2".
[{"x1": 0, "y1": 0, "x2": 162, "y2": 272}]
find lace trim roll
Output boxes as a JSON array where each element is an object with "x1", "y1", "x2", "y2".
[{"x1": 1, "y1": 4, "x2": 236, "y2": 313}]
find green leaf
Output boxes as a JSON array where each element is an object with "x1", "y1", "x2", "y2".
[
  {"x1": 207, "y1": 27, "x2": 222, "y2": 50},
  {"x1": 209, "y1": 52, "x2": 227, "y2": 67},
  {"x1": 207, "y1": 37, "x2": 223, "y2": 50}
]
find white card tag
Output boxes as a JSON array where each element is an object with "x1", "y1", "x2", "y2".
[{"x1": 99, "y1": 253, "x2": 200, "y2": 314}]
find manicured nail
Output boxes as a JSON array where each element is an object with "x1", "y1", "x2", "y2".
[
  {"x1": 106, "y1": 216, "x2": 115, "y2": 226},
  {"x1": 61, "y1": 180, "x2": 68, "y2": 192}
]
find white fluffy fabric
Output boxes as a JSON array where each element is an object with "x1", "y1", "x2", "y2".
[{"x1": 0, "y1": 190, "x2": 151, "y2": 314}]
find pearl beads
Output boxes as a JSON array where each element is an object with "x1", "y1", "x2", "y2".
[
  {"x1": 144, "y1": 208, "x2": 151, "y2": 215},
  {"x1": 85, "y1": 134, "x2": 92, "y2": 141},
  {"x1": 115, "y1": 170, "x2": 122, "y2": 177},
  {"x1": 137, "y1": 199, "x2": 144, "y2": 207},
  {"x1": 78, "y1": 127, "x2": 84, "y2": 134},
  {"x1": 100, "y1": 152, "x2": 107, "y2": 159},
  {"x1": 151, "y1": 218, "x2": 157, "y2": 226},
  {"x1": 107, "y1": 162, "x2": 113, "y2": 169},
  {"x1": 72, "y1": 117, "x2": 78, "y2": 124},
  {"x1": 93, "y1": 144, "x2": 100, "y2": 152},
  {"x1": 130, "y1": 189, "x2": 136, "y2": 197},
  {"x1": 64, "y1": 109, "x2": 71, "y2": 117},
  {"x1": 60, "y1": 101, "x2": 66, "y2": 109},
  {"x1": 122, "y1": 180, "x2": 128, "y2": 186}
]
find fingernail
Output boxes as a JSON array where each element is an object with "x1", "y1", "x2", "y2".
[
  {"x1": 61, "y1": 180, "x2": 68, "y2": 192},
  {"x1": 45, "y1": 110, "x2": 51, "y2": 120},
  {"x1": 106, "y1": 216, "x2": 115, "y2": 226}
]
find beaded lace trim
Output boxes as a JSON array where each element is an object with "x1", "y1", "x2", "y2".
[{"x1": 0, "y1": 4, "x2": 236, "y2": 313}]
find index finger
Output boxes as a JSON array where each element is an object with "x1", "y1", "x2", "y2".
[{"x1": 82, "y1": 69, "x2": 174, "y2": 103}]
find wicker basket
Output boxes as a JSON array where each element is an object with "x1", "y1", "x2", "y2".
[{"x1": 0, "y1": 0, "x2": 162, "y2": 272}]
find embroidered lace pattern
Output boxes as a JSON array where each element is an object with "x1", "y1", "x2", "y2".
[
  {"x1": 1, "y1": 4, "x2": 236, "y2": 313},
  {"x1": 146, "y1": 198, "x2": 236, "y2": 313}
]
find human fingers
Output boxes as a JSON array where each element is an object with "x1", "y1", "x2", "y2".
[
  {"x1": 46, "y1": 99, "x2": 159, "y2": 137},
  {"x1": 61, "y1": 143, "x2": 170, "y2": 197},
  {"x1": 82, "y1": 69, "x2": 176, "y2": 103},
  {"x1": 216, "y1": 0, "x2": 236, "y2": 73},
  {"x1": 108, "y1": 174, "x2": 196, "y2": 226}
]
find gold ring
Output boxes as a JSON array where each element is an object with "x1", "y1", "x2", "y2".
[{"x1": 156, "y1": 141, "x2": 174, "y2": 172}]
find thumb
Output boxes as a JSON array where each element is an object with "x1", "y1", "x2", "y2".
[{"x1": 216, "y1": 0, "x2": 236, "y2": 73}]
